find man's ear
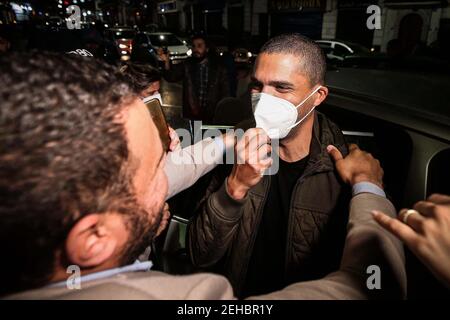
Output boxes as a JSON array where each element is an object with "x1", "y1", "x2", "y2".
[
  {"x1": 65, "y1": 214, "x2": 120, "y2": 268},
  {"x1": 313, "y1": 86, "x2": 328, "y2": 107}
]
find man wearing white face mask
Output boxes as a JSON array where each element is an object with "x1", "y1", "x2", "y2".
[{"x1": 188, "y1": 34, "x2": 387, "y2": 298}]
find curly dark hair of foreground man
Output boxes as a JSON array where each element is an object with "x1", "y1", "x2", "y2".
[{"x1": 0, "y1": 51, "x2": 158, "y2": 295}]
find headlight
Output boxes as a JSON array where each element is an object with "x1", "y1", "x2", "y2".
[
  {"x1": 119, "y1": 44, "x2": 127, "y2": 49},
  {"x1": 247, "y1": 51, "x2": 252, "y2": 58},
  {"x1": 187, "y1": 49, "x2": 192, "y2": 56}
]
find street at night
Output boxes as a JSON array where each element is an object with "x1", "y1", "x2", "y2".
[{"x1": 1, "y1": 0, "x2": 450, "y2": 309}]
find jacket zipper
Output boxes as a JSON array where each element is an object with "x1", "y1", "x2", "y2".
[
  {"x1": 284, "y1": 160, "x2": 325, "y2": 280},
  {"x1": 236, "y1": 175, "x2": 271, "y2": 296}
]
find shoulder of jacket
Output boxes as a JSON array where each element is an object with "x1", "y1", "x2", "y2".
[{"x1": 316, "y1": 112, "x2": 348, "y2": 156}]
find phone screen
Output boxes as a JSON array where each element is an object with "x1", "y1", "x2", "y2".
[{"x1": 145, "y1": 98, "x2": 170, "y2": 152}]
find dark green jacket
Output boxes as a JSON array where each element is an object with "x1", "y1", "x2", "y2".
[{"x1": 188, "y1": 112, "x2": 351, "y2": 297}]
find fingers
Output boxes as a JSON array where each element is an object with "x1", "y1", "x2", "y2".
[
  {"x1": 168, "y1": 127, "x2": 180, "y2": 152},
  {"x1": 237, "y1": 128, "x2": 270, "y2": 164},
  {"x1": 326, "y1": 145, "x2": 343, "y2": 162},
  {"x1": 255, "y1": 143, "x2": 272, "y2": 162},
  {"x1": 236, "y1": 128, "x2": 264, "y2": 151},
  {"x1": 249, "y1": 143, "x2": 272, "y2": 171},
  {"x1": 348, "y1": 143, "x2": 360, "y2": 152},
  {"x1": 398, "y1": 208, "x2": 426, "y2": 231},
  {"x1": 413, "y1": 201, "x2": 437, "y2": 218},
  {"x1": 372, "y1": 210, "x2": 420, "y2": 244},
  {"x1": 248, "y1": 132, "x2": 270, "y2": 154},
  {"x1": 427, "y1": 193, "x2": 450, "y2": 205}
]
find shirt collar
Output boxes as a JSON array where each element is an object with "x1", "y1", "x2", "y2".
[{"x1": 47, "y1": 260, "x2": 153, "y2": 288}]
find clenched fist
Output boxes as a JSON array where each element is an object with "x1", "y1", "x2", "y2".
[{"x1": 227, "y1": 128, "x2": 272, "y2": 200}]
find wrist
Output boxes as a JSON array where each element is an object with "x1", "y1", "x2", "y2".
[
  {"x1": 227, "y1": 176, "x2": 250, "y2": 200},
  {"x1": 352, "y1": 175, "x2": 383, "y2": 189}
]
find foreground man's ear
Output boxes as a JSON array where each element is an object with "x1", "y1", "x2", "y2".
[
  {"x1": 65, "y1": 213, "x2": 124, "y2": 268},
  {"x1": 313, "y1": 85, "x2": 328, "y2": 107}
]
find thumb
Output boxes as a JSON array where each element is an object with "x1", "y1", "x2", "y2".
[{"x1": 327, "y1": 145, "x2": 344, "y2": 162}]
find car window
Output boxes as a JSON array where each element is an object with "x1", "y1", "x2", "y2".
[
  {"x1": 427, "y1": 148, "x2": 450, "y2": 196},
  {"x1": 333, "y1": 44, "x2": 350, "y2": 57},
  {"x1": 318, "y1": 42, "x2": 331, "y2": 49},
  {"x1": 317, "y1": 43, "x2": 333, "y2": 56},
  {"x1": 149, "y1": 34, "x2": 183, "y2": 47}
]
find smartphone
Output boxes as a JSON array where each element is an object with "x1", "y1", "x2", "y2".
[{"x1": 145, "y1": 98, "x2": 170, "y2": 152}]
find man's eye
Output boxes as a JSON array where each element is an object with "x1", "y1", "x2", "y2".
[{"x1": 276, "y1": 86, "x2": 290, "y2": 91}]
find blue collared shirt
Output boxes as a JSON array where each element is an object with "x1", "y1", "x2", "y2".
[
  {"x1": 352, "y1": 181, "x2": 386, "y2": 198},
  {"x1": 48, "y1": 260, "x2": 152, "y2": 288}
]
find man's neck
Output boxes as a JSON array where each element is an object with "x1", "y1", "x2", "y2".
[{"x1": 278, "y1": 115, "x2": 314, "y2": 163}]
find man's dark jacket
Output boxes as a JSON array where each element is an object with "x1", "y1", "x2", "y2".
[
  {"x1": 187, "y1": 112, "x2": 351, "y2": 297},
  {"x1": 163, "y1": 54, "x2": 230, "y2": 123}
]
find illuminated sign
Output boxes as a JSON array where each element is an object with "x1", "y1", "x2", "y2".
[{"x1": 269, "y1": 0, "x2": 326, "y2": 12}]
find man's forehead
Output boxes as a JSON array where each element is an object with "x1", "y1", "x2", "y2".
[
  {"x1": 254, "y1": 53, "x2": 309, "y2": 84},
  {"x1": 257, "y1": 52, "x2": 298, "y2": 67}
]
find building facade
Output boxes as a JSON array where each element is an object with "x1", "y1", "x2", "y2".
[{"x1": 155, "y1": 0, "x2": 449, "y2": 53}]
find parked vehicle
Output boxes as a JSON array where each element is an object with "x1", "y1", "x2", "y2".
[
  {"x1": 316, "y1": 39, "x2": 375, "y2": 62},
  {"x1": 132, "y1": 31, "x2": 191, "y2": 65},
  {"x1": 104, "y1": 27, "x2": 135, "y2": 61}
]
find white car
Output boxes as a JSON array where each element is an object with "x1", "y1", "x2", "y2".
[
  {"x1": 133, "y1": 31, "x2": 192, "y2": 64},
  {"x1": 316, "y1": 40, "x2": 373, "y2": 61}
]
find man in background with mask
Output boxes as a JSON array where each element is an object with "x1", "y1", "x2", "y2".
[
  {"x1": 160, "y1": 34, "x2": 230, "y2": 124},
  {"x1": 188, "y1": 34, "x2": 386, "y2": 298}
]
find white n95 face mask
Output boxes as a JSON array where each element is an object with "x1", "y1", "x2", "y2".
[
  {"x1": 143, "y1": 92, "x2": 163, "y2": 105},
  {"x1": 252, "y1": 86, "x2": 321, "y2": 139}
]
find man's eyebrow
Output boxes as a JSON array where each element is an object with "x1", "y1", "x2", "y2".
[
  {"x1": 268, "y1": 80, "x2": 295, "y2": 88},
  {"x1": 251, "y1": 76, "x2": 295, "y2": 89}
]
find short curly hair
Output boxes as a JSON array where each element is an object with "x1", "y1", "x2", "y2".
[
  {"x1": 260, "y1": 33, "x2": 326, "y2": 86},
  {"x1": 0, "y1": 51, "x2": 154, "y2": 295}
]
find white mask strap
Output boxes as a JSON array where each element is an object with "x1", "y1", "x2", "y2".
[
  {"x1": 289, "y1": 85, "x2": 322, "y2": 129},
  {"x1": 295, "y1": 85, "x2": 322, "y2": 109},
  {"x1": 289, "y1": 104, "x2": 316, "y2": 129}
]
